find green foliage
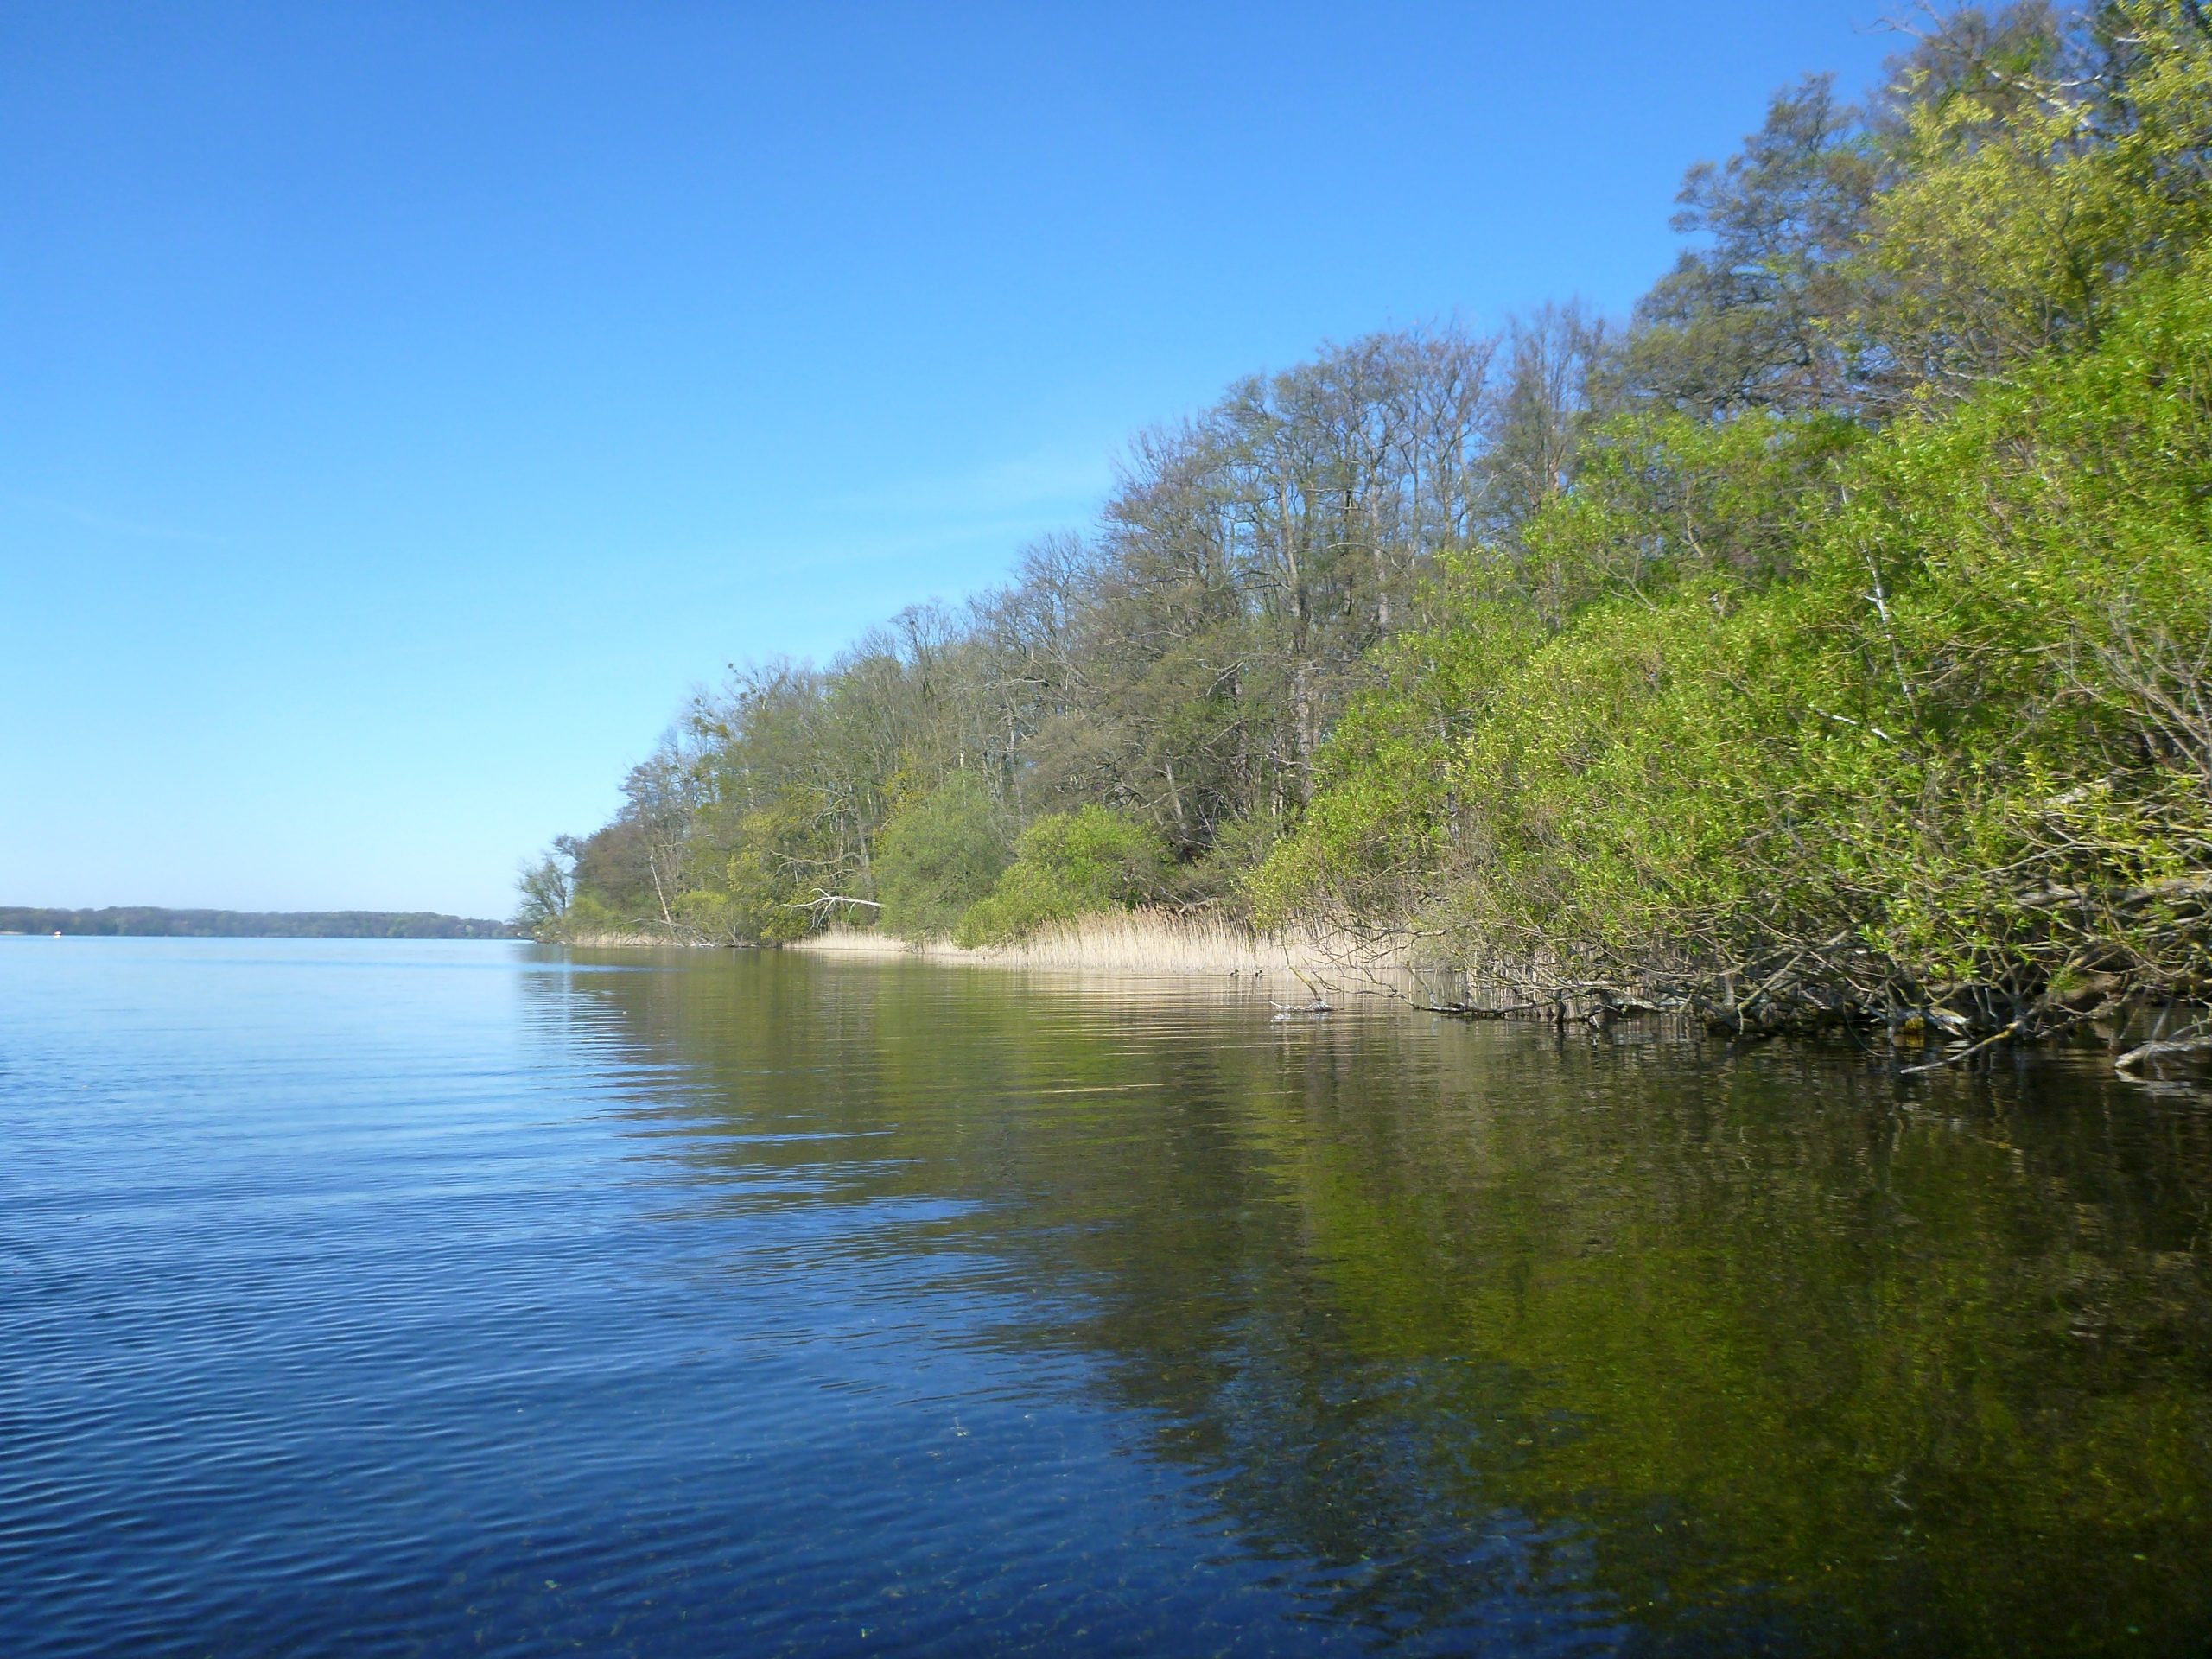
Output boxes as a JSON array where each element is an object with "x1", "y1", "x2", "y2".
[
  {"x1": 1268, "y1": 245, "x2": 2212, "y2": 1017},
  {"x1": 1867, "y1": 0, "x2": 2212, "y2": 386},
  {"x1": 1249, "y1": 588, "x2": 1541, "y2": 927},
  {"x1": 513, "y1": 840, "x2": 577, "y2": 935},
  {"x1": 1517, "y1": 406, "x2": 1866, "y2": 614},
  {"x1": 956, "y1": 808, "x2": 1173, "y2": 945},
  {"x1": 704, "y1": 831, "x2": 820, "y2": 946},
  {"x1": 546, "y1": 3, "x2": 2212, "y2": 1018},
  {"x1": 875, "y1": 774, "x2": 1013, "y2": 939},
  {"x1": 1622, "y1": 73, "x2": 1881, "y2": 415}
]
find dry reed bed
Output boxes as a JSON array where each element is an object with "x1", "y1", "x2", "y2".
[
  {"x1": 554, "y1": 926, "x2": 719, "y2": 949},
  {"x1": 793, "y1": 908, "x2": 1405, "y2": 987}
]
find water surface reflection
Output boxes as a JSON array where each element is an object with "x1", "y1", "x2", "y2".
[
  {"x1": 3, "y1": 940, "x2": 2208, "y2": 1656},
  {"x1": 534, "y1": 949, "x2": 2212, "y2": 1656}
]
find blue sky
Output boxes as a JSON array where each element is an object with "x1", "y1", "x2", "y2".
[{"x1": 2, "y1": 3, "x2": 1902, "y2": 918}]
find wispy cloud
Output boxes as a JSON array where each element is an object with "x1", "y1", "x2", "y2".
[
  {"x1": 2, "y1": 490, "x2": 232, "y2": 547},
  {"x1": 825, "y1": 441, "x2": 1116, "y2": 524}
]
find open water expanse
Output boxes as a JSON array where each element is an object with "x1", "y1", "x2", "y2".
[{"x1": 3, "y1": 938, "x2": 2211, "y2": 1656}]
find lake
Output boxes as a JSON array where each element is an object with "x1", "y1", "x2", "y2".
[{"x1": 3, "y1": 938, "x2": 2209, "y2": 1656}]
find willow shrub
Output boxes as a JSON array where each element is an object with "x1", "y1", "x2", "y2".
[
  {"x1": 956, "y1": 807, "x2": 1173, "y2": 947},
  {"x1": 875, "y1": 773, "x2": 1013, "y2": 940},
  {"x1": 1264, "y1": 251, "x2": 2212, "y2": 1007}
]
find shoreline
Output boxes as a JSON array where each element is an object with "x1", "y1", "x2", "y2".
[
  {"x1": 547, "y1": 909, "x2": 1409, "y2": 986},
  {"x1": 550, "y1": 926, "x2": 726, "y2": 949},
  {"x1": 788, "y1": 910, "x2": 1406, "y2": 985},
  {"x1": 535, "y1": 917, "x2": 2210, "y2": 1082}
]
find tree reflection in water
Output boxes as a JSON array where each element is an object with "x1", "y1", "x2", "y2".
[{"x1": 530, "y1": 948, "x2": 2212, "y2": 1657}]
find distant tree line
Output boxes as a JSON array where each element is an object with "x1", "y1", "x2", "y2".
[
  {"x1": 530, "y1": 4, "x2": 2212, "y2": 1056},
  {"x1": 1, "y1": 907, "x2": 519, "y2": 939}
]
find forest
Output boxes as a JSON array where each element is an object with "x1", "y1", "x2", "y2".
[
  {"x1": 526, "y1": 3, "x2": 2212, "y2": 1057},
  {"x1": 2, "y1": 908, "x2": 518, "y2": 939}
]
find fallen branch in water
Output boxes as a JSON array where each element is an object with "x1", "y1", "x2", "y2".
[
  {"x1": 2115, "y1": 1025, "x2": 2212, "y2": 1074},
  {"x1": 1901, "y1": 1017, "x2": 2033, "y2": 1074},
  {"x1": 1410, "y1": 1000, "x2": 1556, "y2": 1019}
]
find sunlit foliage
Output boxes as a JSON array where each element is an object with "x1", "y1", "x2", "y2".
[{"x1": 533, "y1": 3, "x2": 2212, "y2": 1044}]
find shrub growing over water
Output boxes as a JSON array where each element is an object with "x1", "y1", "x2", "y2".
[{"x1": 957, "y1": 808, "x2": 1173, "y2": 945}]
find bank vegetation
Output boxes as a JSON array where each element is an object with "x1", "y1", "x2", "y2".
[{"x1": 524, "y1": 3, "x2": 2212, "y2": 1074}]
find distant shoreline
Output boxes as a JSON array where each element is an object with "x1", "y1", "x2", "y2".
[{"x1": 0, "y1": 906, "x2": 519, "y2": 940}]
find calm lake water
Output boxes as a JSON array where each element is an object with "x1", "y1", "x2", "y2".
[{"x1": 3, "y1": 939, "x2": 2210, "y2": 1656}]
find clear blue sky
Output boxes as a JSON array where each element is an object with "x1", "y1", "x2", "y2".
[{"x1": 2, "y1": 2, "x2": 1901, "y2": 918}]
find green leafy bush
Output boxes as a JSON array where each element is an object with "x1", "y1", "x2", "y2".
[
  {"x1": 1264, "y1": 245, "x2": 2212, "y2": 1021},
  {"x1": 875, "y1": 774, "x2": 1013, "y2": 939},
  {"x1": 956, "y1": 808, "x2": 1172, "y2": 945}
]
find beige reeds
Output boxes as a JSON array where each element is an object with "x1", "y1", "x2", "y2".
[{"x1": 791, "y1": 907, "x2": 1407, "y2": 985}]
